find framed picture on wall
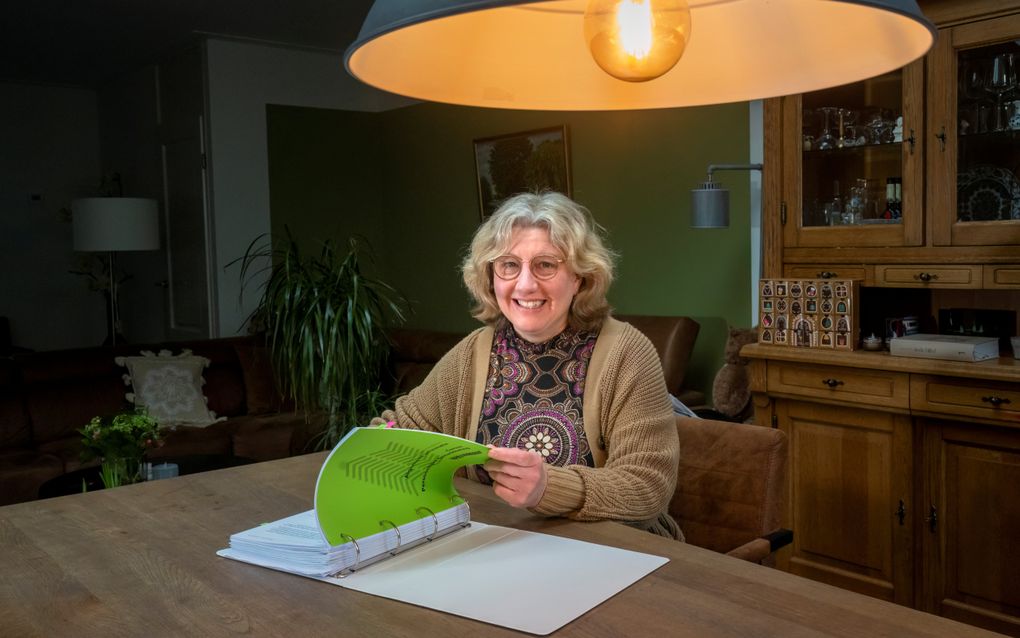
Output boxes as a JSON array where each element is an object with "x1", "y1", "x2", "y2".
[{"x1": 473, "y1": 125, "x2": 572, "y2": 220}]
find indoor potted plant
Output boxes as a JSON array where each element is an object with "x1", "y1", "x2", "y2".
[
  {"x1": 79, "y1": 408, "x2": 161, "y2": 488},
  {"x1": 235, "y1": 231, "x2": 408, "y2": 449}
]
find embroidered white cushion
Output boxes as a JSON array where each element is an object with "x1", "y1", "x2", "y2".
[{"x1": 115, "y1": 349, "x2": 220, "y2": 427}]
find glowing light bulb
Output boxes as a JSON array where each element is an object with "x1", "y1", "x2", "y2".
[
  {"x1": 616, "y1": 0, "x2": 653, "y2": 59},
  {"x1": 584, "y1": 0, "x2": 691, "y2": 83}
]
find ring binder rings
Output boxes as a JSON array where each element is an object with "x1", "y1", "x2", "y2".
[
  {"x1": 336, "y1": 534, "x2": 361, "y2": 578},
  {"x1": 379, "y1": 520, "x2": 401, "y2": 555},
  {"x1": 416, "y1": 507, "x2": 439, "y2": 541},
  {"x1": 327, "y1": 510, "x2": 473, "y2": 577}
]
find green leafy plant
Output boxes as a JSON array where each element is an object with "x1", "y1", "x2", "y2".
[
  {"x1": 79, "y1": 409, "x2": 161, "y2": 488},
  {"x1": 235, "y1": 232, "x2": 408, "y2": 449}
]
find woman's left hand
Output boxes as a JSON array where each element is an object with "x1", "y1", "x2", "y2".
[{"x1": 484, "y1": 446, "x2": 548, "y2": 509}]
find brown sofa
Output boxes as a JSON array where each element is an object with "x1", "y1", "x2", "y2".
[{"x1": 0, "y1": 335, "x2": 324, "y2": 506}]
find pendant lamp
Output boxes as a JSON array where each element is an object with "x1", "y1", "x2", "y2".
[{"x1": 345, "y1": 0, "x2": 935, "y2": 111}]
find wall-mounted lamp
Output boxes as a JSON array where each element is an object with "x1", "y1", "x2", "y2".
[
  {"x1": 691, "y1": 163, "x2": 762, "y2": 229},
  {"x1": 345, "y1": 1, "x2": 934, "y2": 111}
]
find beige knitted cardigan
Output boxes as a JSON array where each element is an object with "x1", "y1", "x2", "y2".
[{"x1": 381, "y1": 317, "x2": 681, "y2": 538}]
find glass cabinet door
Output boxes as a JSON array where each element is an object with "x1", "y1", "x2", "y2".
[
  {"x1": 929, "y1": 14, "x2": 1020, "y2": 247},
  {"x1": 782, "y1": 62, "x2": 924, "y2": 249}
]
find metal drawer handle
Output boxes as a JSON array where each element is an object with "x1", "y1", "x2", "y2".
[
  {"x1": 914, "y1": 272, "x2": 938, "y2": 282},
  {"x1": 822, "y1": 378, "x2": 844, "y2": 389},
  {"x1": 925, "y1": 504, "x2": 938, "y2": 533},
  {"x1": 816, "y1": 271, "x2": 837, "y2": 279},
  {"x1": 982, "y1": 396, "x2": 1012, "y2": 407}
]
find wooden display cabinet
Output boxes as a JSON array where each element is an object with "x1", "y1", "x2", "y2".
[
  {"x1": 753, "y1": 3, "x2": 1020, "y2": 634},
  {"x1": 745, "y1": 345, "x2": 1020, "y2": 636},
  {"x1": 764, "y1": 1, "x2": 1020, "y2": 284}
]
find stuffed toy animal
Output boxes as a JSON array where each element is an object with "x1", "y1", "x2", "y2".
[{"x1": 711, "y1": 327, "x2": 758, "y2": 421}]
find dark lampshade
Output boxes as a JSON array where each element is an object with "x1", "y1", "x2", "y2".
[
  {"x1": 690, "y1": 163, "x2": 762, "y2": 229},
  {"x1": 346, "y1": 0, "x2": 935, "y2": 110},
  {"x1": 691, "y1": 179, "x2": 729, "y2": 229}
]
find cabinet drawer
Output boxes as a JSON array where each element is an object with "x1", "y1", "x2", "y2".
[
  {"x1": 767, "y1": 362, "x2": 910, "y2": 409},
  {"x1": 784, "y1": 265, "x2": 872, "y2": 284},
  {"x1": 984, "y1": 264, "x2": 1020, "y2": 288},
  {"x1": 911, "y1": 375, "x2": 1020, "y2": 424},
  {"x1": 874, "y1": 265, "x2": 982, "y2": 288}
]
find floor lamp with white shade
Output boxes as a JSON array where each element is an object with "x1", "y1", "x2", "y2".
[{"x1": 72, "y1": 197, "x2": 160, "y2": 346}]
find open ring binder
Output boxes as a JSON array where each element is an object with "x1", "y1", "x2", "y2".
[
  {"x1": 235, "y1": 426, "x2": 488, "y2": 581},
  {"x1": 379, "y1": 519, "x2": 401, "y2": 555}
]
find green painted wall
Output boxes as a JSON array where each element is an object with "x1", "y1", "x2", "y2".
[
  {"x1": 265, "y1": 107, "x2": 386, "y2": 248},
  {"x1": 265, "y1": 101, "x2": 751, "y2": 402}
]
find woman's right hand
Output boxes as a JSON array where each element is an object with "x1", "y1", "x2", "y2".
[{"x1": 483, "y1": 446, "x2": 548, "y2": 509}]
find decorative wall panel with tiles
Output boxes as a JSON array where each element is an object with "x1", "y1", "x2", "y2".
[{"x1": 758, "y1": 279, "x2": 860, "y2": 350}]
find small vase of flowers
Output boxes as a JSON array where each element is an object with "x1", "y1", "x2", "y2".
[{"x1": 79, "y1": 409, "x2": 162, "y2": 488}]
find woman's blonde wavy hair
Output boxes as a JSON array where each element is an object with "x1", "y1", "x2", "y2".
[{"x1": 462, "y1": 192, "x2": 615, "y2": 331}]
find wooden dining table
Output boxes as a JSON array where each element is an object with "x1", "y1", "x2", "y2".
[{"x1": 0, "y1": 451, "x2": 1001, "y2": 637}]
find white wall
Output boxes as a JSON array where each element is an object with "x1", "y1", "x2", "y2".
[
  {"x1": 749, "y1": 100, "x2": 763, "y2": 327},
  {"x1": 0, "y1": 82, "x2": 106, "y2": 350},
  {"x1": 204, "y1": 39, "x2": 415, "y2": 337}
]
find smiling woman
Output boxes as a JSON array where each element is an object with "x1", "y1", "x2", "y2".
[
  {"x1": 490, "y1": 228, "x2": 580, "y2": 343},
  {"x1": 377, "y1": 192, "x2": 683, "y2": 540}
]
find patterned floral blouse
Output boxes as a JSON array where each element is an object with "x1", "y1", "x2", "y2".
[{"x1": 475, "y1": 320, "x2": 598, "y2": 484}]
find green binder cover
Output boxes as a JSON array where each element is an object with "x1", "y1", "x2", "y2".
[{"x1": 313, "y1": 426, "x2": 489, "y2": 545}]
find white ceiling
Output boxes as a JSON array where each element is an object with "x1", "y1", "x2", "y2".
[{"x1": 1, "y1": 0, "x2": 377, "y2": 88}]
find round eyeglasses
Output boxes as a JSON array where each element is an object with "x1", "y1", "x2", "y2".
[{"x1": 490, "y1": 255, "x2": 565, "y2": 281}]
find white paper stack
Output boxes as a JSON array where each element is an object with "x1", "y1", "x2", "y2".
[
  {"x1": 889, "y1": 333, "x2": 999, "y2": 362},
  {"x1": 223, "y1": 503, "x2": 470, "y2": 577}
]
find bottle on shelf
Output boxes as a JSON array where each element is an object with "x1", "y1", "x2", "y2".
[
  {"x1": 847, "y1": 178, "x2": 868, "y2": 224},
  {"x1": 882, "y1": 178, "x2": 896, "y2": 220},
  {"x1": 892, "y1": 177, "x2": 902, "y2": 220}
]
